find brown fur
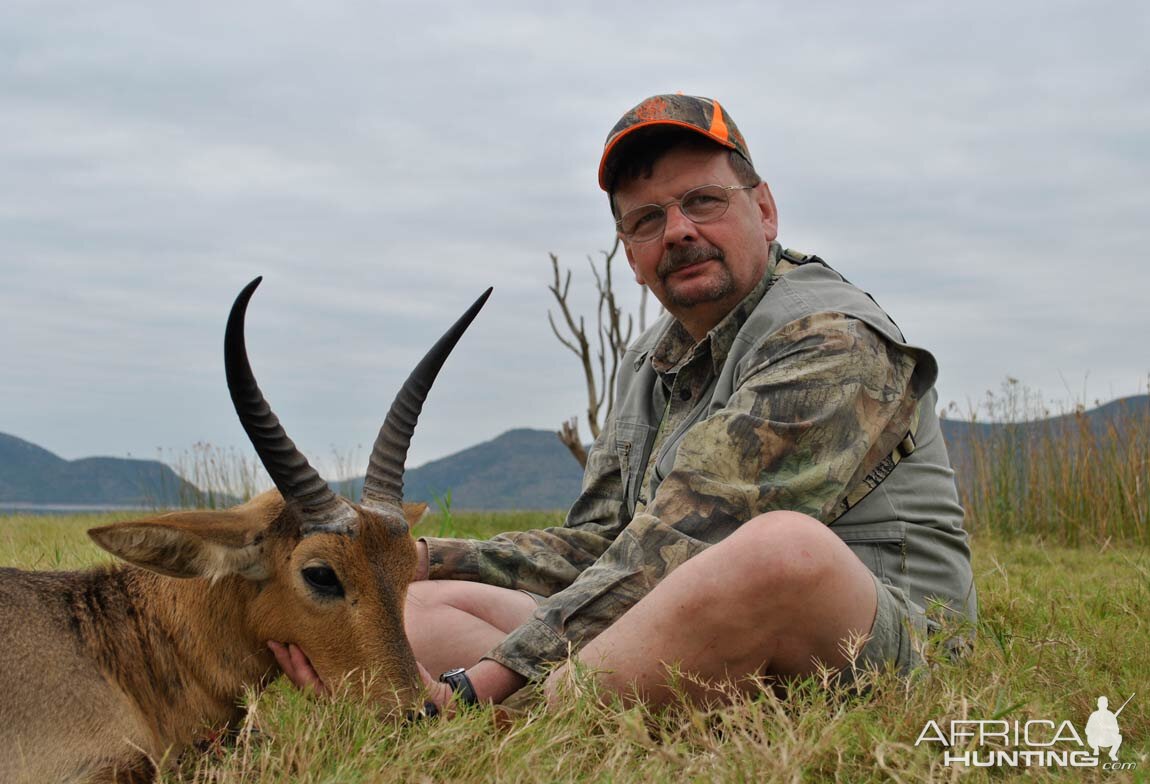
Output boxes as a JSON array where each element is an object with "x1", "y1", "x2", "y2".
[{"x1": 0, "y1": 491, "x2": 428, "y2": 783}]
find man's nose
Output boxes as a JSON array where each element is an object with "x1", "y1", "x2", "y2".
[{"x1": 662, "y1": 203, "x2": 698, "y2": 245}]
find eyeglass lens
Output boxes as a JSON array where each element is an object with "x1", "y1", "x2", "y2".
[{"x1": 619, "y1": 185, "x2": 735, "y2": 242}]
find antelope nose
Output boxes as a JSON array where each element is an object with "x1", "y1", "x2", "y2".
[{"x1": 405, "y1": 702, "x2": 440, "y2": 723}]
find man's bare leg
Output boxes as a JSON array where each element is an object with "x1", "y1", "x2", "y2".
[
  {"x1": 405, "y1": 579, "x2": 536, "y2": 675},
  {"x1": 544, "y1": 510, "x2": 880, "y2": 707}
]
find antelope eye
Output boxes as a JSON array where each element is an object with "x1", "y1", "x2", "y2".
[{"x1": 301, "y1": 565, "x2": 344, "y2": 598}]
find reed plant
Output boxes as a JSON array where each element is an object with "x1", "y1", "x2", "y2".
[
  {"x1": 951, "y1": 379, "x2": 1149, "y2": 547},
  {"x1": 152, "y1": 442, "x2": 268, "y2": 509},
  {"x1": 146, "y1": 444, "x2": 375, "y2": 511}
]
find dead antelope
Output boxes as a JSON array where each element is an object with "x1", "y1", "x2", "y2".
[{"x1": 0, "y1": 278, "x2": 491, "y2": 783}]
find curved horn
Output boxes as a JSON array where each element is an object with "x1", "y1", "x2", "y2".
[
  {"x1": 361, "y1": 288, "x2": 493, "y2": 511},
  {"x1": 224, "y1": 277, "x2": 350, "y2": 529}
]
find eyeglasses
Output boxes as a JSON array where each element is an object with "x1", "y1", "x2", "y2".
[{"x1": 615, "y1": 184, "x2": 756, "y2": 243}]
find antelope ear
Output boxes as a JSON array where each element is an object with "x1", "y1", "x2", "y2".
[
  {"x1": 89, "y1": 517, "x2": 269, "y2": 581},
  {"x1": 401, "y1": 502, "x2": 429, "y2": 530}
]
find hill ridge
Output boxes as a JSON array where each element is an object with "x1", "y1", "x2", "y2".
[
  {"x1": 0, "y1": 432, "x2": 201, "y2": 506},
  {"x1": 4, "y1": 394, "x2": 1145, "y2": 510}
]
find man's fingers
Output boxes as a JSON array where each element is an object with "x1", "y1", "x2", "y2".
[
  {"x1": 268, "y1": 640, "x2": 292, "y2": 673},
  {"x1": 267, "y1": 640, "x2": 327, "y2": 695},
  {"x1": 288, "y1": 643, "x2": 327, "y2": 694}
]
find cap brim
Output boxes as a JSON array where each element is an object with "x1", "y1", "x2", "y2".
[{"x1": 597, "y1": 119, "x2": 738, "y2": 191}]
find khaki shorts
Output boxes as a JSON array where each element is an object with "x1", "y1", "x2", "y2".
[{"x1": 851, "y1": 572, "x2": 935, "y2": 677}]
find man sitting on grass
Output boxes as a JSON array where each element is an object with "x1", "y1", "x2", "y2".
[{"x1": 275, "y1": 94, "x2": 977, "y2": 712}]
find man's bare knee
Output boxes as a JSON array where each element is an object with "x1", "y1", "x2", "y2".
[
  {"x1": 707, "y1": 512, "x2": 880, "y2": 674},
  {"x1": 705, "y1": 511, "x2": 876, "y2": 636},
  {"x1": 651, "y1": 512, "x2": 843, "y2": 635},
  {"x1": 715, "y1": 511, "x2": 845, "y2": 597}
]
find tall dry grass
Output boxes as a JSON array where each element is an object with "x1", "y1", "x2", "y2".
[
  {"x1": 158, "y1": 442, "x2": 268, "y2": 508},
  {"x1": 951, "y1": 380, "x2": 1148, "y2": 547},
  {"x1": 146, "y1": 444, "x2": 371, "y2": 510}
]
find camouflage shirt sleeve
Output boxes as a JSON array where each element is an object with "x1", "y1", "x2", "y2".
[
  {"x1": 483, "y1": 314, "x2": 920, "y2": 681},
  {"x1": 420, "y1": 414, "x2": 632, "y2": 595}
]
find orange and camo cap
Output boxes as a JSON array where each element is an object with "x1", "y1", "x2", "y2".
[{"x1": 598, "y1": 94, "x2": 752, "y2": 191}]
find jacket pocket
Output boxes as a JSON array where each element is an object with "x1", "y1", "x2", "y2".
[{"x1": 614, "y1": 418, "x2": 650, "y2": 518}]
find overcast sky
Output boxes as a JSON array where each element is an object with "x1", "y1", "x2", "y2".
[{"x1": 2, "y1": 1, "x2": 1147, "y2": 478}]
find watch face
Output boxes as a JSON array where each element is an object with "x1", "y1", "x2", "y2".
[{"x1": 440, "y1": 668, "x2": 466, "y2": 680}]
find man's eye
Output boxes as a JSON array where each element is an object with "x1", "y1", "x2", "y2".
[
  {"x1": 625, "y1": 209, "x2": 663, "y2": 233},
  {"x1": 684, "y1": 193, "x2": 722, "y2": 208}
]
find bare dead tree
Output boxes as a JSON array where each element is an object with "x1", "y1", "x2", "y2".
[
  {"x1": 638, "y1": 283, "x2": 649, "y2": 334},
  {"x1": 548, "y1": 237, "x2": 647, "y2": 467}
]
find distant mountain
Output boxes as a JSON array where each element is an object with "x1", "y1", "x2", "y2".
[
  {"x1": 941, "y1": 394, "x2": 1148, "y2": 442},
  {"x1": 0, "y1": 433, "x2": 202, "y2": 507},
  {"x1": 4, "y1": 394, "x2": 1145, "y2": 511},
  {"x1": 343, "y1": 428, "x2": 585, "y2": 510},
  {"x1": 0, "y1": 427, "x2": 581, "y2": 512}
]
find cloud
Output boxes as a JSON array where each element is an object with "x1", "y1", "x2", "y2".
[{"x1": 1, "y1": 0, "x2": 1147, "y2": 470}]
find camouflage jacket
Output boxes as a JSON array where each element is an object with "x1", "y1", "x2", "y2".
[{"x1": 423, "y1": 243, "x2": 973, "y2": 682}]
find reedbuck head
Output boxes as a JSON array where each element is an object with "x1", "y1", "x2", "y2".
[{"x1": 89, "y1": 278, "x2": 491, "y2": 714}]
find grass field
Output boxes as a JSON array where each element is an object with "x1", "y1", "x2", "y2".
[{"x1": 1, "y1": 509, "x2": 1146, "y2": 783}]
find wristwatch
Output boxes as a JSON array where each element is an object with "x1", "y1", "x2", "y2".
[{"x1": 439, "y1": 667, "x2": 479, "y2": 705}]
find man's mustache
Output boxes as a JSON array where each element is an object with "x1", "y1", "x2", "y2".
[{"x1": 657, "y1": 246, "x2": 724, "y2": 279}]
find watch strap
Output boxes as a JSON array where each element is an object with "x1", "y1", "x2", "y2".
[{"x1": 439, "y1": 667, "x2": 479, "y2": 705}]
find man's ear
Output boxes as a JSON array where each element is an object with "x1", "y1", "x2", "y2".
[{"x1": 756, "y1": 181, "x2": 779, "y2": 243}]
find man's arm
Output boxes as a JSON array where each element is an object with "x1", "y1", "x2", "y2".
[
  {"x1": 416, "y1": 413, "x2": 631, "y2": 594},
  {"x1": 480, "y1": 313, "x2": 921, "y2": 682}
]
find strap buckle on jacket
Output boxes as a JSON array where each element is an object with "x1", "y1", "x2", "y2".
[
  {"x1": 780, "y1": 247, "x2": 828, "y2": 267},
  {"x1": 829, "y1": 405, "x2": 920, "y2": 523}
]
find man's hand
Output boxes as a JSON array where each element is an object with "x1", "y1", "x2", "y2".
[
  {"x1": 267, "y1": 640, "x2": 327, "y2": 695},
  {"x1": 418, "y1": 660, "x2": 454, "y2": 714}
]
